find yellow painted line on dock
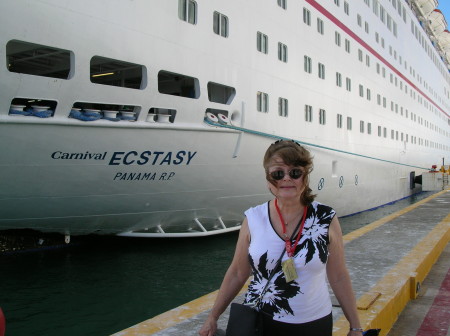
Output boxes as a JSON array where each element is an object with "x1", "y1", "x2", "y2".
[
  {"x1": 343, "y1": 189, "x2": 449, "y2": 244},
  {"x1": 112, "y1": 189, "x2": 449, "y2": 336},
  {"x1": 333, "y1": 200, "x2": 450, "y2": 335}
]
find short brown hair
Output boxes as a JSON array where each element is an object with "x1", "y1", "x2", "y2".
[{"x1": 263, "y1": 140, "x2": 316, "y2": 205}]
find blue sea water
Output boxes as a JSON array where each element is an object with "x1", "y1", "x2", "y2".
[{"x1": 0, "y1": 191, "x2": 434, "y2": 336}]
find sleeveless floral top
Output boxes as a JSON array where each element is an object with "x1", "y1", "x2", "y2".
[{"x1": 243, "y1": 201, "x2": 335, "y2": 323}]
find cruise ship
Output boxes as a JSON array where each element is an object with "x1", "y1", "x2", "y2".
[{"x1": 0, "y1": 0, "x2": 449, "y2": 238}]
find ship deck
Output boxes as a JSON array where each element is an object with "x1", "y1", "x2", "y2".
[{"x1": 111, "y1": 189, "x2": 450, "y2": 336}]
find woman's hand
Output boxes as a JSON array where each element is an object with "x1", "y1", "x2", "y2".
[
  {"x1": 198, "y1": 219, "x2": 251, "y2": 336},
  {"x1": 198, "y1": 315, "x2": 218, "y2": 336}
]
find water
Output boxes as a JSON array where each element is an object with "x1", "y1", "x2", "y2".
[{"x1": 0, "y1": 191, "x2": 434, "y2": 336}]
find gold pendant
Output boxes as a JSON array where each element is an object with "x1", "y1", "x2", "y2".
[{"x1": 282, "y1": 258, "x2": 298, "y2": 283}]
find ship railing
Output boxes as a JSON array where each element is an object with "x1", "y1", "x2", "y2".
[{"x1": 117, "y1": 217, "x2": 241, "y2": 238}]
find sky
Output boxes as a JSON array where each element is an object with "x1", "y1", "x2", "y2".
[{"x1": 437, "y1": 1, "x2": 450, "y2": 24}]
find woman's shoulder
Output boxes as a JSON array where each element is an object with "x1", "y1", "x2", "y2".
[
  {"x1": 244, "y1": 201, "x2": 269, "y2": 217},
  {"x1": 309, "y1": 201, "x2": 336, "y2": 220}
]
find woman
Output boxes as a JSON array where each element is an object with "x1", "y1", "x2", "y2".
[{"x1": 199, "y1": 140, "x2": 363, "y2": 336}]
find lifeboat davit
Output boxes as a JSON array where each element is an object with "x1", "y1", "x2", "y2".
[
  {"x1": 413, "y1": 0, "x2": 438, "y2": 17},
  {"x1": 428, "y1": 9, "x2": 448, "y2": 35}
]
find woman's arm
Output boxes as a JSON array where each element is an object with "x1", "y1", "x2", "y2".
[
  {"x1": 199, "y1": 218, "x2": 252, "y2": 336},
  {"x1": 326, "y1": 216, "x2": 363, "y2": 336}
]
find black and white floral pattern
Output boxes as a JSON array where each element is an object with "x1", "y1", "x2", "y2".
[{"x1": 244, "y1": 202, "x2": 335, "y2": 319}]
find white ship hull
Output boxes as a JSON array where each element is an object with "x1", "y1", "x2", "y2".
[{"x1": 0, "y1": 0, "x2": 449, "y2": 236}]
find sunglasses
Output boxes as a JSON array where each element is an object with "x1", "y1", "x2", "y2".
[{"x1": 269, "y1": 168, "x2": 303, "y2": 181}]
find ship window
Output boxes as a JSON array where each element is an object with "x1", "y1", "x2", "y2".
[
  {"x1": 305, "y1": 105, "x2": 313, "y2": 122},
  {"x1": 207, "y1": 82, "x2": 236, "y2": 104},
  {"x1": 279, "y1": 98, "x2": 288, "y2": 117},
  {"x1": 337, "y1": 114, "x2": 343, "y2": 128},
  {"x1": 334, "y1": 0, "x2": 340, "y2": 6},
  {"x1": 257, "y1": 92, "x2": 269, "y2": 113},
  {"x1": 257, "y1": 32, "x2": 268, "y2": 54},
  {"x1": 358, "y1": 49, "x2": 363, "y2": 62},
  {"x1": 359, "y1": 85, "x2": 364, "y2": 97},
  {"x1": 90, "y1": 56, "x2": 145, "y2": 90},
  {"x1": 158, "y1": 70, "x2": 199, "y2": 99},
  {"x1": 347, "y1": 117, "x2": 352, "y2": 130},
  {"x1": 178, "y1": 0, "x2": 197, "y2": 24},
  {"x1": 317, "y1": 18, "x2": 324, "y2": 35},
  {"x1": 386, "y1": 15, "x2": 392, "y2": 31},
  {"x1": 336, "y1": 72, "x2": 342, "y2": 87},
  {"x1": 304, "y1": 56, "x2": 312, "y2": 73},
  {"x1": 345, "y1": 39, "x2": 351, "y2": 53},
  {"x1": 303, "y1": 8, "x2": 311, "y2": 26},
  {"x1": 368, "y1": 123, "x2": 372, "y2": 134},
  {"x1": 345, "y1": 77, "x2": 351, "y2": 91},
  {"x1": 213, "y1": 12, "x2": 229, "y2": 37},
  {"x1": 360, "y1": 121, "x2": 364, "y2": 133},
  {"x1": 383, "y1": 127, "x2": 387, "y2": 138},
  {"x1": 6, "y1": 40, "x2": 72, "y2": 79},
  {"x1": 373, "y1": 0, "x2": 379, "y2": 16},
  {"x1": 367, "y1": 89, "x2": 371, "y2": 100},
  {"x1": 357, "y1": 15, "x2": 362, "y2": 27},
  {"x1": 318, "y1": 63, "x2": 325, "y2": 79},
  {"x1": 335, "y1": 31, "x2": 341, "y2": 46},
  {"x1": 277, "y1": 0, "x2": 287, "y2": 10},
  {"x1": 365, "y1": 22, "x2": 369, "y2": 34},
  {"x1": 319, "y1": 109, "x2": 326, "y2": 125},
  {"x1": 380, "y1": 6, "x2": 385, "y2": 24},
  {"x1": 278, "y1": 43, "x2": 288, "y2": 62},
  {"x1": 378, "y1": 126, "x2": 381, "y2": 137},
  {"x1": 344, "y1": 2, "x2": 349, "y2": 15}
]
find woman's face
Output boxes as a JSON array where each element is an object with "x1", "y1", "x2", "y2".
[{"x1": 266, "y1": 155, "x2": 305, "y2": 200}]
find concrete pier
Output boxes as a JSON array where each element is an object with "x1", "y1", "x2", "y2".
[{"x1": 112, "y1": 189, "x2": 450, "y2": 336}]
